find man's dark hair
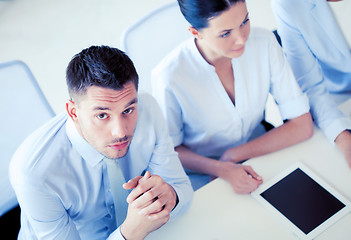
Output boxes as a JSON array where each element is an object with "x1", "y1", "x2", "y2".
[{"x1": 66, "y1": 45, "x2": 139, "y2": 100}]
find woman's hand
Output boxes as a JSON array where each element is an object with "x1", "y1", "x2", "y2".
[{"x1": 217, "y1": 161, "x2": 263, "y2": 194}]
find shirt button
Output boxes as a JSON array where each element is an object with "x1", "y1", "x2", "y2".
[{"x1": 111, "y1": 205, "x2": 114, "y2": 209}]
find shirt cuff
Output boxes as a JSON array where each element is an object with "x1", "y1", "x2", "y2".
[
  {"x1": 321, "y1": 117, "x2": 351, "y2": 143},
  {"x1": 107, "y1": 227, "x2": 126, "y2": 240},
  {"x1": 170, "y1": 131, "x2": 183, "y2": 147},
  {"x1": 278, "y1": 93, "x2": 310, "y2": 120}
]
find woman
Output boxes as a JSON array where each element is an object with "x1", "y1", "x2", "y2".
[{"x1": 151, "y1": 0, "x2": 313, "y2": 192}]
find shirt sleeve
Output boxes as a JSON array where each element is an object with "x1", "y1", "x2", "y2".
[
  {"x1": 151, "y1": 67, "x2": 184, "y2": 147},
  {"x1": 267, "y1": 28, "x2": 310, "y2": 121},
  {"x1": 11, "y1": 177, "x2": 81, "y2": 239},
  {"x1": 271, "y1": 0, "x2": 351, "y2": 142}
]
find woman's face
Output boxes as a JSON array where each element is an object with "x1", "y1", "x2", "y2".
[{"x1": 195, "y1": 1, "x2": 250, "y2": 60}]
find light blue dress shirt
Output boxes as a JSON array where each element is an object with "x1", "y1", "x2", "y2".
[
  {"x1": 151, "y1": 27, "x2": 310, "y2": 158},
  {"x1": 9, "y1": 93, "x2": 193, "y2": 240},
  {"x1": 271, "y1": 0, "x2": 351, "y2": 142}
]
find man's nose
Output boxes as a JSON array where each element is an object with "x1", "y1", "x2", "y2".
[{"x1": 111, "y1": 118, "x2": 127, "y2": 139}]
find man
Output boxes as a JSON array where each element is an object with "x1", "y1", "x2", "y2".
[
  {"x1": 9, "y1": 45, "x2": 193, "y2": 239},
  {"x1": 271, "y1": 0, "x2": 351, "y2": 167}
]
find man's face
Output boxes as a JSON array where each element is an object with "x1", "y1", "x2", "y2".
[{"x1": 67, "y1": 82, "x2": 138, "y2": 159}]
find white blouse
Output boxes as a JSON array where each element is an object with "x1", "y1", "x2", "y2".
[{"x1": 151, "y1": 27, "x2": 309, "y2": 158}]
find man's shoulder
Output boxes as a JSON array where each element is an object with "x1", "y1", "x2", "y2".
[
  {"x1": 137, "y1": 92, "x2": 162, "y2": 118},
  {"x1": 128, "y1": 92, "x2": 166, "y2": 168},
  {"x1": 9, "y1": 113, "x2": 70, "y2": 184},
  {"x1": 138, "y1": 92, "x2": 157, "y2": 105},
  {"x1": 135, "y1": 92, "x2": 166, "y2": 136}
]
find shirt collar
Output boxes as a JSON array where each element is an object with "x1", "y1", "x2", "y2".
[
  {"x1": 189, "y1": 38, "x2": 216, "y2": 71},
  {"x1": 66, "y1": 117, "x2": 104, "y2": 167}
]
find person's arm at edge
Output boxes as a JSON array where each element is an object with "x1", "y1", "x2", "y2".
[
  {"x1": 271, "y1": 0, "x2": 351, "y2": 168},
  {"x1": 335, "y1": 129, "x2": 351, "y2": 168}
]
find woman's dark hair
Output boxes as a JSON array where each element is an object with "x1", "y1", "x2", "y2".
[
  {"x1": 177, "y1": 0, "x2": 245, "y2": 30},
  {"x1": 66, "y1": 45, "x2": 139, "y2": 100}
]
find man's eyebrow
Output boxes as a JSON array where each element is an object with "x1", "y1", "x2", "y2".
[
  {"x1": 92, "y1": 98, "x2": 138, "y2": 111},
  {"x1": 93, "y1": 106, "x2": 110, "y2": 111},
  {"x1": 125, "y1": 98, "x2": 138, "y2": 108},
  {"x1": 218, "y1": 12, "x2": 249, "y2": 34}
]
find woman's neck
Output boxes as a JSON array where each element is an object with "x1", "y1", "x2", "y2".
[{"x1": 195, "y1": 38, "x2": 231, "y2": 67}]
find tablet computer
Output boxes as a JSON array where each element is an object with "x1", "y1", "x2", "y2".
[{"x1": 251, "y1": 162, "x2": 351, "y2": 240}]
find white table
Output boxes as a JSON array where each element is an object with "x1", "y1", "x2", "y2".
[{"x1": 148, "y1": 98, "x2": 351, "y2": 240}]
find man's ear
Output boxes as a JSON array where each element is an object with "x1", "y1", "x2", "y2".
[
  {"x1": 188, "y1": 26, "x2": 202, "y2": 39},
  {"x1": 66, "y1": 100, "x2": 78, "y2": 121}
]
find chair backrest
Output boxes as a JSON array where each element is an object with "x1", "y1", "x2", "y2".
[
  {"x1": 0, "y1": 60, "x2": 55, "y2": 216},
  {"x1": 121, "y1": 1, "x2": 191, "y2": 93}
]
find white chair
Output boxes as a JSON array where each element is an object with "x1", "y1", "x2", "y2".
[
  {"x1": 0, "y1": 60, "x2": 55, "y2": 216},
  {"x1": 121, "y1": 1, "x2": 191, "y2": 94}
]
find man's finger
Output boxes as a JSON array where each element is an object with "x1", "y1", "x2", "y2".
[
  {"x1": 123, "y1": 176, "x2": 143, "y2": 190},
  {"x1": 126, "y1": 171, "x2": 153, "y2": 203}
]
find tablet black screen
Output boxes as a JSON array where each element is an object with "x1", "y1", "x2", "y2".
[{"x1": 260, "y1": 168, "x2": 345, "y2": 234}]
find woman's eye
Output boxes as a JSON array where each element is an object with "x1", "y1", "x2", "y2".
[
  {"x1": 220, "y1": 31, "x2": 231, "y2": 38},
  {"x1": 97, "y1": 113, "x2": 108, "y2": 119},
  {"x1": 241, "y1": 18, "x2": 249, "y2": 27}
]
